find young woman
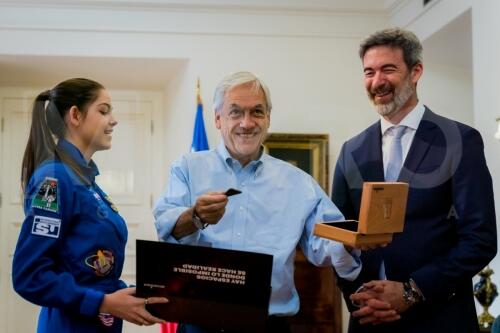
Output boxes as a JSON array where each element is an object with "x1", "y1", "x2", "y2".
[{"x1": 12, "y1": 78, "x2": 167, "y2": 332}]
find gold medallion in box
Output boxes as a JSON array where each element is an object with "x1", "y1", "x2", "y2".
[{"x1": 314, "y1": 182, "x2": 409, "y2": 247}]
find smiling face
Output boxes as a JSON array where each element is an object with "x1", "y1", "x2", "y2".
[
  {"x1": 70, "y1": 89, "x2": 117, "y2": 160},
  {"x1": 363, "y1": 45, "x2": 422, "y2": 122},
  {"x1": 215, "y1": 82, "x2": 270, "y2": 166}
]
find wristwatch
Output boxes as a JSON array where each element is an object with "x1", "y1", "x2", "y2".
[
  {"x1": 402, "y1": 278, "x2": 424, "y2": 306},
  {"x1": 192, "y1": 209, "x2": 208, "y2": 230}
]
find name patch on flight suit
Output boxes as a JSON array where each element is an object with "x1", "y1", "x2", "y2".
[
  {"x1": 31, "y1": 215, "x2": 61, "y2": 238},
  {"x1": 32, "y1": 177, "x2": 59, "y2": 213}
]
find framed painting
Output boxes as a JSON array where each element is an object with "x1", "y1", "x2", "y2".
[{"x1": 263, "y1": 133, "x2": 329, "y2": 192}]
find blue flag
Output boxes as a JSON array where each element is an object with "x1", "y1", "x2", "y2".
[{"x1": 191, "y1": 80, "x2": 209, "y2": 152}]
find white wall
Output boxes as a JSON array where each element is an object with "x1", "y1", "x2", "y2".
[{"x1": 419, "y1": 62, "x2": 473, "y2": 126}]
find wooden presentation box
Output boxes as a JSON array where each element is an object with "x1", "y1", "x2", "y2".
[{"x1": 314, "y1": 182, "x2": 409, "y2": 247}]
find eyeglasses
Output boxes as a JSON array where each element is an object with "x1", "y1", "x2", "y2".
[{"x1": 225, "y1": 108, "x2": 268, "y2": 121}]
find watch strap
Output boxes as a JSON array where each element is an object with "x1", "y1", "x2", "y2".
[
  {"x1": 403, "y1": 278, "x2": 424, "y2": 306},
  {"x1": 192, "y1": 209, "x2": 208, "y2": 230}
]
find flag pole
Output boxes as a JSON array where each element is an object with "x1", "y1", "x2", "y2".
[{"x1": 197, "y1": 77, "x2": 202, "y2": 105}]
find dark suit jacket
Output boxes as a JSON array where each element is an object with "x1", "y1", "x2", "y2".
[{"x1": 332, "y1": 108, "x2": 497, "y2": 333}]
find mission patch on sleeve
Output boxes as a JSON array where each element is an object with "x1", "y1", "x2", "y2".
[{"x1": 32, "y1": 177, "x2": 59, "y2": 213}]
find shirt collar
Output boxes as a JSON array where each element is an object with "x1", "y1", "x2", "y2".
[
  {"x1": 216, "y1": 142, "x2": 264, "y2": 170},
  {"x1": 57, "y1": 139, "x2": 99, "y2": 183},
  {"x1": 380, "y1": 102, "x2": 425, "y2": 136}
]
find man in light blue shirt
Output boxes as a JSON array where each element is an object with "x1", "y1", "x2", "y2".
[{"x1": 153, "y1": 71, "x2": 361, "y2": 332}]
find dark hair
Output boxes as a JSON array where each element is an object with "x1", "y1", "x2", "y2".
[
  {"x1": 21, "y1": 78, "x2": 104, "y2": 190},
  {"x1": 359, "y1": 27, "x2": 423, "y2": 69}
]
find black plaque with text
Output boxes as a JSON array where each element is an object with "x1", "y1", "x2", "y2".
[{"x1": 136, "y1": 240, "x2": 273, "y2": 332}]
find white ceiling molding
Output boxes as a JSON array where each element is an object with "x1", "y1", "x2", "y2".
[
  {"x1": 390, "y1": 0, "x2": 471, "y2": 41},
  {"x1": 0, "y1": 2, "x2": 389, "y2": 39},
  {"x1": 0, "y1": 0, "x2": 388, "y2": 16},
  {"x1": 386, "y1": 0, "x2": 447, "y2": 29},
  {"x1": 384, "y1": 0, "x2": 408, "y2": 16},
  {"x1": 382, "y1": 0, "x2": 472, "y2": 71}
]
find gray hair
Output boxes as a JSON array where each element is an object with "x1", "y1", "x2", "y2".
[
  {"x1": 359, "y1": 28, "x2": 423, "y2": 69},
  {"x1": 213, "y1": 71, "x2": 272, "y2": 114}
]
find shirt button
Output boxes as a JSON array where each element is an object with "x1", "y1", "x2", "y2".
[
  {"x1": 241, "y1": 182, "x2": 245, "y2": 187},
  {"x1": 237, "y1": 232, "x2": 241, "y2": 236},
  {"x1": 239, "y1": 206, "x2": 244, "y2": 210}
]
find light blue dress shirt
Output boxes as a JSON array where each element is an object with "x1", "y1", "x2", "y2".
[{"x1": 153, "y1": 143, "x2": 361, "y2": 316}]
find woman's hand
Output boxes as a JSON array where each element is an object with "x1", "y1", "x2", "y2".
[{"x1": 99, "y1": 287, "x2": 169, "y2": 326}]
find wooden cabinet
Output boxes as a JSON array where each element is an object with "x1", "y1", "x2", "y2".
[{"x1": 289, "y1": 249, "x2": 342, "y2": 333}]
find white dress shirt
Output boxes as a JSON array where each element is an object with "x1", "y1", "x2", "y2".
[
  {"x1": 378, "y1": 102, "x2": 425, "y2": 279},
  {"x1": 381, "y1": 102, "x2": 426, "y2": 177}
]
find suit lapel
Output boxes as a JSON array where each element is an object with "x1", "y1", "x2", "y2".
[
  {"x1": 399, "y1": 107, "x2": 439, "y2": 183},
  {"x1": 351, "y1": 122, "x2": 385, "y2": 182},
  {"x1": 349, "y1": 107, "x2": 441, "y2": 184}
]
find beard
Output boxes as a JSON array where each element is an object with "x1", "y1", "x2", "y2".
[{"x1": 368, "y1": 76, "x2": 414, "y2": 117}]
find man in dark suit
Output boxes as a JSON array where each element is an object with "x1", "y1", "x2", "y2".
[{"x1": 332, "y1": 27, "x2": 497, "y2": 333}]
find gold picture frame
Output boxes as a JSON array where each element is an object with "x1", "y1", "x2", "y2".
[{"x1": 263, "y1": 133, "x2": 329, "y2": 192}]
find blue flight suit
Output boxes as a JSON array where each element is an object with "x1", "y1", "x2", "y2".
[{"x1": 12, "y1": 139, "x2": 128, "y2": 333}]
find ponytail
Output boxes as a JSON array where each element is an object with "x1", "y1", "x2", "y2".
[
  {"x1": 21, "y1": 78, "x2": 104, "y2": 191},
  {"x1": 21, "y1": 90, "x2": 56, "y2": 190}
]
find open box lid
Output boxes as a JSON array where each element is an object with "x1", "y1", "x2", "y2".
[{"x1": 358, "y1": 182, "x2": 409, "y2": 234}]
